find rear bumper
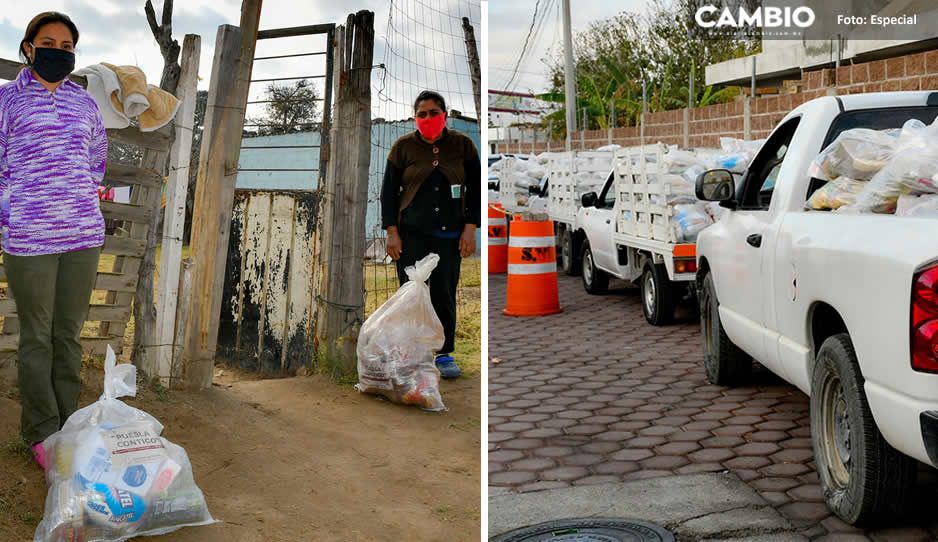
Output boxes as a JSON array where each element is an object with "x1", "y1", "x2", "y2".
[
  {"x1": 921, "y1": 411, "x2": 938, "y2": 467},
  {"x1": 865, "y1": 382, "x2": 938, "y2": 467}
]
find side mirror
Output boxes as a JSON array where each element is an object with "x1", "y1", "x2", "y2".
[
  {"x1": 581, "y1": 192, "x2": 598, "y2": 208},
  {"x1": 696, "y1": 169, "x2": 736, "y2": 202}
]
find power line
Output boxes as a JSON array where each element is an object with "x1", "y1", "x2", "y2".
[{"x1": 501, "y1": 0, "x2": 542, "y2": 92}]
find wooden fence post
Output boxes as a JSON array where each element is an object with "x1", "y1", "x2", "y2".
[
  {"x1": 171, "y1": 258, "x2": 193, "y2": 384},
  {"x1": 182, "y1": 0, "x2": 262, "y2": 389},
  {"x1": 461, "y1": 17, "x2": 481, "y2": 123},
  {"x1": 315, "y1": 11, "x2": 375, "y2": 379},
  {"x1": 155, "y1": 34, "x2": 200, "y2": 386}
]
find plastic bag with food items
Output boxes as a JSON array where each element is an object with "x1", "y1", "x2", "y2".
[
  {"x1": 356, "y1": 253, "x2": 446, "y2": 411},
  {"x1": 34, "y1": 346, "x2": 214, "y2": 542},
  {"x1": 805, "y1": 176, "x2": 866, "y2": 210},
  {"x1": 672, "y1": 204, "x2": 714, "y2": 243},
  {"x1": 847, "y1": 145, "x2": 938, "y2": 213},
  {"x1": 896, "y1": 194, "x2": 938, "y2": 217},
  {"x1": 809, "y1": 128, "x2": 899, "y2": 181}
]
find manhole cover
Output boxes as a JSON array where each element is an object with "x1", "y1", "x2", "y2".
[{"x1": 491, "y1": 518, "x2": 675, "y2": 542}]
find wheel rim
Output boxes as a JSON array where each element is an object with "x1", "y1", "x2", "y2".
[
  {"x1": 584, "y1": 250, "x2": 594, "y2": 285},
  {"x1": 820, "y1": 373, "x2": 852, "y2": 489},
  {"x1": 643, "y1": 270, "x2": 656, "y2": 315}
]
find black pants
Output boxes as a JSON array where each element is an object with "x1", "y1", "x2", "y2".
[{"x1": 395, "y1": 232, "x2": 461, "y2": 355}]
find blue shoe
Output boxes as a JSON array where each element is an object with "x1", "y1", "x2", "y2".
[{"x1": 435, "y1": 354, "x2": 461, "y2": 379}]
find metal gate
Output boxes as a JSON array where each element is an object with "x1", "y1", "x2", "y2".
[{"x1": 217, "y1": 24, "x2": 334, "y2": 373}]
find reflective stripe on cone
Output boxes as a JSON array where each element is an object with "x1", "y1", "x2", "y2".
[
  {"x1": 503, "y1": 214, "x2": 561, "y2": 317},
  {"x1": 488, "y1": 204, "x2": 508, "y2": 274}
]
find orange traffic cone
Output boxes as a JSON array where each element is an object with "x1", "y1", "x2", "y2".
[
  {"x1": 488, "y1": 204, "x2": 508, "y2": 274},
  {"x1": 503, "y1": 214, "x2": 562, "y2": 317}
]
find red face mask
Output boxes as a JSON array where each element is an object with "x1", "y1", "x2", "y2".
[{"x1": 416, "y1": 112, "x2": 446, "y2": 141}]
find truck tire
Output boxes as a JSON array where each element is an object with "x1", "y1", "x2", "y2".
[
  {"x1": 700, "y1": 272, "x2": 751, "y2": 386},
  {"x1": 581, "y1": 241, "x2": 609, "y2": 294},
  {"x1": 641, "y1": 262, "x2": 675, "y2": 326},
  {"x1": 810, "y1": 333, "x2": 916, "y2": 526},
  {"x1": 562, "y1": 228, "x2": 580, "y2": 276}
]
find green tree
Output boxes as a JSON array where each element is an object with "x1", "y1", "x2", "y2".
[
  {"x1": 247, "y1": 79, "x2": 320, "y2": 136},
  {"x1": 541, "y1": 0, "x2": 759, "y2": 137}
]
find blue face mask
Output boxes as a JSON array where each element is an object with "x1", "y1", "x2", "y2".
[{"x1": 30, "y1": 44, "x2": 75, "y2": 83}]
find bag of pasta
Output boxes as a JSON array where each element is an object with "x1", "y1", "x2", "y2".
[
  {"x1": 356, "y1": 253, "x2": 446, "y2": 412},
  {"x1": 805, "y1": 176, "x2": 866, "y2": 210},
  {"x1": 34, "y1": 346, "x2": 214, "y2": 542}
]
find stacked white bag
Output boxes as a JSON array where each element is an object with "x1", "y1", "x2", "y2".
[
  {"x1": 808, "y1": 117, "x2": 938, "y2": 216},
  {"x1": 647, "y1": 138, "x2": 763, "y2": 242}
]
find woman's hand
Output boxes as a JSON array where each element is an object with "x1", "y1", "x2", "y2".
[
  {"x1": 459, "y1": 225, "x2": 476, "y2": 258},
  {"x1": 386, "y1": 226, "x2": 402, "y2": 260}
]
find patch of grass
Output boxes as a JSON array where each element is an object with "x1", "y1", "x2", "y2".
[
  {"x1": 149, "y1": 377, "x2": 171, "y2": 402},
  {"x1": 0, "y1": 493, "x2": 38, "y2": 526},
  {"x1": 432, "y1": 505, "x2": 455, "y2": 522},
  {"x1": 4, "y1": 435, "x2": 30, "y2": 460},
  {"x1": 448, "y1": 416, "x2": 481, "y2": 432}
]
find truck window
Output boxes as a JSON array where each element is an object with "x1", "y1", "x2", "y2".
[
  {"x1": 739, "y1": 117, "x2": 801, "y2": 210},
  {"x1": 805, "y1": 105, "x2": 938, "y2": 202},
  {"x1": 598, "y1": 170, "x2": 616, "y2": 208},
  {"x1": 823, "y1": 106, "x2": 938, "y2": 147}
]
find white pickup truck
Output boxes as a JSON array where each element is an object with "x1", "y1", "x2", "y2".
[
  {"x1": 546, "y1": 151, "x2": 616, "y2": 275},
  {"x1": 694, "y1": 91, "x2": 938, "y2": 525},
  {"x1": 576, "y1": 145, "x2": 703, "y2": 325}
]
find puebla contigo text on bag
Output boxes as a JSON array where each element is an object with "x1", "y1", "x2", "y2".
[{"x1": 34, "y1": 345, "x2": 214, "y2": 542}]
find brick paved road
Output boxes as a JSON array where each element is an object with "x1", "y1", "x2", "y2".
[{"x1": 488, "y1": 273, "x2": 938, "y2": 541}]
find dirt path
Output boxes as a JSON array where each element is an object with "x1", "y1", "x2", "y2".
[{"x1": 0, "y1": 366, "x2": 480, "y2": 541}]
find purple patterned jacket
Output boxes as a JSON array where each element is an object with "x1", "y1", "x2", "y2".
[{"x1": 0, "y1": 67, "x2": 107, "y2": 256}]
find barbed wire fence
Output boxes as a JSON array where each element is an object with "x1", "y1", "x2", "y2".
[{"x1": 365, "y1": 0, "x2": 482, "y2": 317}]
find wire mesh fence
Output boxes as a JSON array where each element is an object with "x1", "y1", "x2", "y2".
[{"x1": 365, "y1": 0, "x2": 483, "y2": 316}]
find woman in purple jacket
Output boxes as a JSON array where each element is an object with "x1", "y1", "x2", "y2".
[{"x1": 0, "y1": 11, "x2": 107, "y2": 470}]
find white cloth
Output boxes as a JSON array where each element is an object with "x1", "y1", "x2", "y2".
[{"x1": 74, "y1": 63, "x2": 158, "y2": 129}]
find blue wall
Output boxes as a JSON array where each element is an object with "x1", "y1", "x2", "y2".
[{"x1": 236, "y1": 117, "x2": 481, "y2": 241}]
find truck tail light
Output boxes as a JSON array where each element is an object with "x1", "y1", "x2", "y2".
[
  {"x1": 912, "y1": 265, "x2": 938, "y2": 373},
  {"x1": 675, "y1": 259, "x2": 697, "y2": 274}
]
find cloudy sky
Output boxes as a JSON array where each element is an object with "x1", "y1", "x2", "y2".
[
  {"x1": 488, "y1": 0, "x2": 650, "y2": 94},
  {"x1": 0, "y1": 0, "x2": 481, "y2": 123}
]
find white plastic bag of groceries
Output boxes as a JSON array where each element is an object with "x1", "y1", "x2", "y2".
[
  {"x1": 34, "y1": 345, "x2": 214, "y2": 542},
  {"x1": 356, "y1": 253, "x2": 446, "y2": 412}
]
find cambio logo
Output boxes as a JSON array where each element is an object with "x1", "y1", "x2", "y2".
[{"x1": 695, "y1": 5, "x2": 816, "y2": 28}]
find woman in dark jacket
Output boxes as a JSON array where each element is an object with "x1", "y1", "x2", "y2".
[{"x1": 380, "y1": 90, "x2": 481, "y2": 378}]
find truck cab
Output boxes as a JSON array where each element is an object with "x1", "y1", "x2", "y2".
[
  {"x1": 695, "y1": 91, "x2": 938, "y2": 525},
  {"x1": 577, "y1": 170, "x2": 627, "y2": 291}
]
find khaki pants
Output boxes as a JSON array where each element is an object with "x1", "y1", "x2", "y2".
[{"x1": 5, "y1": 246, "x2": 100, "y2": 444}]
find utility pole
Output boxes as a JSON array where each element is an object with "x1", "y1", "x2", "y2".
[
  {"x1": 548, "y1": 119, "x2": 553, "y2": 152},
  {"x1": 751, "y1": 56, "x2": 756, "y2": 98},
  {"x1": 608, "y1": 99, "x2": 614, "y2": 145},
  {"x1": 580, "y1": 107, "x2": 586, "y2": 148},
  {"x1": 640, "y1": 78, "x2": 647, "y2": 146},
  {"x1": 561, "y1": 0, "x2": 576, "y2": 151},
  {"x1": 685, "y1": 64, "x2": 693, "y2": 149}
]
